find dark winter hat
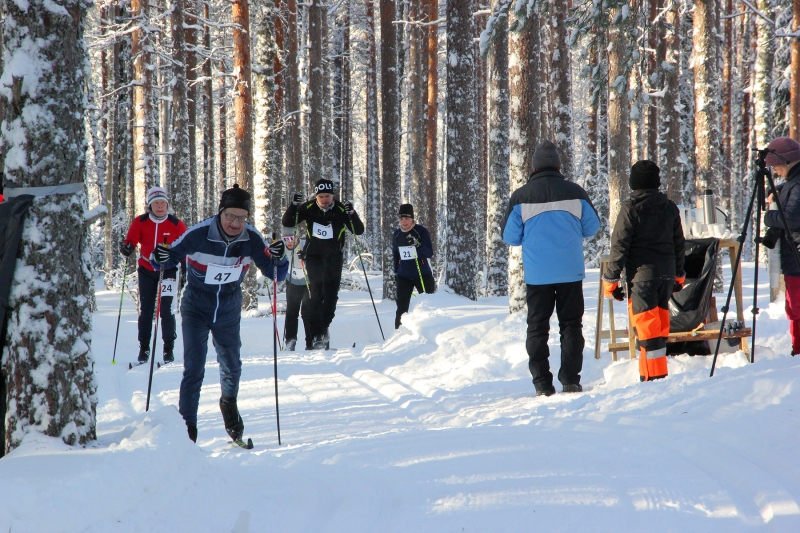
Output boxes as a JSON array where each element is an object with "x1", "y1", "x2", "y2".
[
  {"x1": 218, "y1": 183, "x2": 251, "y2": 213},
  {"x1": 629, "y1": 160, "x2": 661, "y2": 190},
  {"x1": 314, "y1": 179, "x2": 335, "y2": 196},
  {"x1": 399, "y1": 204, "x2": 415, "y2": 219},
  {"x1": 765, "y1": 137, "x2": 800, "y2": 167},
  {"x1": 531, "y1": 140, "x2": 562, "y2": 170}
]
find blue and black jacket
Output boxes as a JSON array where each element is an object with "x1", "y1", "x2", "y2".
[
  {"x1": 502, "y1": 169, "x2": 600, "y2": 285},
  {"x1": 392, "y1": 224, "x2": 434, "y2": 281},
  {"x1": 160, "y1": 215, "x2": 289, "y2": 296}
]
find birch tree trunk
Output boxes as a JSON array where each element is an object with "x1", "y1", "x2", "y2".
[
  {"x1": 754, "y1": 0, "x2": 774, "y2": 150},
  {"x1": 1, "y1": 0, "x2": 96, "y2": 454},
  {"x1": 661, "y1": 0, "x2": 683, "y2": 203},
  {"x1": 170, "y1": 0, "x2": 193, "y2": 222},
  {"x1": 381, "y1": 0, "x2": 401, "y2": 300},
  {"x1": 332, "y1": 1, "x2": 351, "y2": 197},
  {"x1": 549, "y1": 0, "x2": 573, "y2": 178},
  {"x1": 185, "y1": 0, "x2": 199, "y2": 223},
  {"x1": 202, "y1": 0, "x2": 215, "y2": 217},
  {"x1": 285, "y1": 0, "x2": 304, "y2": 193},
  {"x1": 307, "y1": 0, "x2": 324, "y2": 184},
  {"x1": 132, "y1": 0, "x2": 158, "y2": 210},
  {"x1": 485, "y1": 0, "x2": 509, "y2": 297},
  {"x1": 607, "y1": 10, "x2": 631, "y2": 227},
  {"x1": 409, "y1": 0, "x2": 429, "y2": 228},
  {"x1": 445, "y1": 0, "x2": 478, "y2": 300},
  {"x1": 365, "y1": 1, "x2": 381, "y2": 258}
]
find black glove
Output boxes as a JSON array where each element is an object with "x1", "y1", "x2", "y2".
[
  {"x1": 154, "y1": 244, "x2": 170, "y2": 264},
  {"x1": 343, "y1": 200, "x2": 355, "y2": 215},
  {"x1": 406, "y1": 232, "x2": 420, "y2": 247},
  {"x1": 611, "y1": 286, "x2": 625, "y2": 302},
  {"x1": 760, "y1": 227, "x2": 782, "y2": 250},
  {"x1": 120, "y1": 242, "x2": 135, "y2": 258},
  {"x1": 268, "y1": 239, "x2": 285, "y2": 260},
  {"x1": 292, "y1": 192, "x2": 303, "y2": 206}
]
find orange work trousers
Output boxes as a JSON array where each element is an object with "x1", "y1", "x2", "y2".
[{"x1": 629, "y1": 279, "x2": 674, "y2": 381}]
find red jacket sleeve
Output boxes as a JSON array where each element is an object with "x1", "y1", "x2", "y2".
[{"x1": 124, "y1": 216, "x2": 142, "y2": 247}]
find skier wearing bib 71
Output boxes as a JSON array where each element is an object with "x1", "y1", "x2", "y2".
[
  {"x1": 282, "y1": 178, "x2": 365, "y2": 349},
  {"x1": 153, "y1": 184, "x2": 288, "y2": 445}
]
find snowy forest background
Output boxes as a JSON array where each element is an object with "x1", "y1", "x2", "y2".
[{"x1": 2, "y1": 0, "x2": 800, "y2": 452}]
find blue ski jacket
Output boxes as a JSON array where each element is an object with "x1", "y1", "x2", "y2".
[
  {"x1": 502, "y1": 169, "x2": 600, "y2": 285},
  {"x1": 392, "y1": 224, "x2": 434, "y2": 281}
]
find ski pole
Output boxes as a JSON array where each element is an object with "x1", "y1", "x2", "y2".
[
  {"x1": 349, "y1": 220, "x2": 384, "y2": 341},
  {"x1": 145, "y1": 239, "x2": 167, "y2": 412},
  {"x1": 264, "y1": 263, "x2": 283, "y2": 351},
  {"x1": 111, "y1": 257, "x2": 131, "y2": 365},
  {"x1": 272, "y1": 257, "x2": 282, "y2": 445},
  {"x1": 414, "y1": 257, "x2": 426, "y2": 294}
]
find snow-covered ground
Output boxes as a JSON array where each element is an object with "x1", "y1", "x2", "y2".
[{"x1": 2, "y1": 262, "x2": 800, "y2": 532}]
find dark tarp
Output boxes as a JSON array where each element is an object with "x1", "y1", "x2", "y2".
[
  {"x1": 667, "y1": 238, "x2": 720, "y2": 356},
  {"x1": 0, "y1": 195, "x2": 34, "y2": 458}
]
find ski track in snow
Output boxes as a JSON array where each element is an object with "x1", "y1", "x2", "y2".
[{"x1": 2, "y1": 263, "x2": 800, "y2": 532}]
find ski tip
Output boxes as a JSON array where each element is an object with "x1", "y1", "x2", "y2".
[
  {"x1": 246, "y1": 438, "x2": 253, "y2": 449},
  {"x1": 111, "y1": 360, "x2": 117, "y2": 365}
]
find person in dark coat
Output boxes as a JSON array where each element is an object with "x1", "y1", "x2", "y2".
[
  {"x1": 282, "y1": 179, "x2": 365, "y2": 349},
  {"x1": 763, "y1": 137, "x2": 800, "y2": 355},
  {"x1": 391, "y1": 204, "x2": 435, "y2": 329},
  {"x1": 603, "y1": 160, "x2": 686, "y2": 381},
  {"x1": 154, "y1": 184, "x2": 288, "y2": 444},
  {"x1": 282, "y1": 225, "x2": 312, "y2": 351},
  {"x1": 502, "y1": 140, "x2": 601, "y2": 396}
]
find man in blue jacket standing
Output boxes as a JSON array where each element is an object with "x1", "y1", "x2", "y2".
[
  {"x1": 392, "y1": 204, "x2": 435, "y2": 328},
  {"x1": 501, "y1": 141, "x2": 600, "y2": 396},
  {"x1": 154, "y1": 184, "x2": 289, "y2": 444}
]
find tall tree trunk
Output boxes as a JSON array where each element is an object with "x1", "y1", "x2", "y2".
[
  {"x1": 132, "y1": 0, "x2": 158, "y2": 210},
  {"x1": 507, "y1": 14, "x2": 536, "y2": 313},
  {"x1": 1, "y1": 0, "x2": 96, "y2": 454},
  {"x1": 170, "y1": 0, "x2": 193, "y2": 222},
  {"x1": 693, "y1": 0, "x2": 721, "y2": 194},
  {"x1": 202, "y1": 0, "x2": 215, "y2": 217},
  {"x1": 255, "y1": 0, "x2": 279, "y2": 235},
  {"x1": 754, "y1": 0, "x2": 774, "y2": 150},
  {"x1": 409, "y1": 0, "x2": 429, "y2": 228},
  {"x1": 186, "y1": 0, "x2": 199, "y2": 223},
  {"x1": 424, "y1": 0, "x2": 439, "y2": 255},
  {"x1": 366, "y1": 1, "x2": 381, "y2": 258},
  {"x1": 646, "y1": 0, "x2": 661, "y2": 161},
  {"x1": 102, "y1": 4, "x2": 119, "y2": 284},
  {"x1": 285, "y1": 0, "x2": 304, "y2": 192},
  {"x1": 307, "y1": 0, "x2": 325, "y2": 186},
  {"x1": 475, "y1": 10, "x2": 488, "y2": 296},
  {"x1": 332, "y1": 1, "x2": 351, "y2": 197},
  {"x1": 485, "y1": 0, "x2": 509, "y2": 297},
  {"x1": 218, "y1": 61, "x2": 228, "y2": 189},
  {"x1": 232, "y1": 0, "x2": 258, "y2": 310},
  {"x1": 445, "y1": 0, "x2": 478, "y2": 300},
  {"x1": 720, "y1": 0, "x2": 733, "y2": 213},
  {"x1": 607, "y1": 11, "x2": 631, "y2": 227},
  {"x1": 271, "y1": 0, "x2": 286, "y2": 232},
  {"x1": 661, "y1": 0, "x2": 682, "y2": 203},
  {"x1": 550, "y1": 0, "x2": 573, "y2": 178},
  {"x1": 381, "y1": 0, "x2": 401, "y2": 300}
]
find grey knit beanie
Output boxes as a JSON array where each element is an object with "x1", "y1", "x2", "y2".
[{"x1": 531, "y1": 140, "x2": 562, "y2": 170}]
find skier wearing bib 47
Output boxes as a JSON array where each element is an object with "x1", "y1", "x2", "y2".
[
  {"x1": 392, "y1": 204, "x2": 435, "y2": 329},
  {"x1": 121, "y1": 186, "x2": 187, "y2": 364},
  {"x1": 153, "y1": 184, "x2": 288, "y2": 444},
  {"x1": 282, "y1": 179, "x2": 365, "y2": 349}
]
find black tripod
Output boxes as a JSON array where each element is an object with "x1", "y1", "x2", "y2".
[{"x1": 710, "y1": 148, "x2": 800, "y2": 376}]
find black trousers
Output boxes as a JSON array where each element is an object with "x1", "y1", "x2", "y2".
[
  {"x1": 285, "y1": 282, "x2": 311, "y2": 346},
  {"x1": 138, "y1": 265, "x2": 177, "y2": 347},
  {"x1": 395, "y1": 274, "x2": 436, "y2": 328},
  {"x1": 304, "y1": 254, "x2": 344, "y2": 337},
  {"x1": 525, "y1": 280, "x2": 584, "y2": 389}
]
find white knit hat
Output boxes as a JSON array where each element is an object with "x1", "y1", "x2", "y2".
[{"x1": 146, "y1": 186, "x2": 169, "y2": 207}]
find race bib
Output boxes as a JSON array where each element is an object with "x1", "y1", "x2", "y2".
[
  {"x1": 160, "y1": 279, "x2": 176, "y2": 298},
  {"x1": 312, "y1": 222, "x2": 333, "y2": 240},
  {"x1": 204, "y1": 263, "x2": 243, "y2": 285},
  {"x1": 398, "y1": 246, "x2": 418, "y2": 260},
  {"x1": 291, "y1": 267, "x2": 304, "y2": 280}
]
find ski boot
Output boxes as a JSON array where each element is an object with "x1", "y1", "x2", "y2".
[
  {"x1": 322, "y1": 327, "x2": 330, "y2": 350},
  {"x1": 312, "y1": 334, "x2": 325, "y2": 350},
  {"x1": 286, "y1": 339, "x2": 297, "y2": 351},
  {"x1": 219, "y1": 395, "x2": 244, "y2": 442},
  {"x1": 163, "y1": 342, "x2": 175, "y2": 364},
  {"x1": 138, "y1": 345, "x2": 150, "y2": 364}
]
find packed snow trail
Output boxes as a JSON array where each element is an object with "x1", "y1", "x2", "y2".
[{"x1": 2, "y1": 264, "x2": 800, "y2": 532}]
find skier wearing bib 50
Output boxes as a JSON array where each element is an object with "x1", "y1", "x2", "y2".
[
  {"x1": 121, "y1": 186, "x2": 187, "y2": 364},
  {"x1": 153, "y1": 184, "x2": 289, "y2": 444},
  {"x1": 282, "y1": 179, "x2": 365, "y2": 349},
  {"x1": 392, "y1": 203, "x2": 435, "y2": 329}
]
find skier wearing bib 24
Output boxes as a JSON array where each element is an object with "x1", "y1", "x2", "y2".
[
  {"x1": 392, "y1": 204, "x2": 435, "y2": 329},
  {"x1": 153, "y1": 184, "x2": 289, "y2": 445},
  {"x1": 282, "y1": 225, "x2": 312, "y2": 350},
  {"x1": 282, "y1": 179, "x2": 365, "y2": 349},
  {"x1": 121, "y1": 186, "x2": 187, "y2": 364}
]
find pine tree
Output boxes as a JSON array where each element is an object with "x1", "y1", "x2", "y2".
[{"x1": 170, "y1": 0, "x2": 194, "y2": 222}]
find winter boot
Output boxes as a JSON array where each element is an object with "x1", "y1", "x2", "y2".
[
  {"x1": 312, "y1": 334, "x2": 325, "y2": 350},
  {"x1": 323, "y1": 327, "x2": 330, "y2": 350},
  {"x1": 534, "y1": 382, "x2": 556, "y2": 397},
  {"x1": 163, "y1": 342, "x2": 175, "y2": 364},
  {"x1": 187, "y1": 424, "x2": 198, "y2": 443},
  {"x1": 219, "y1": 395, "x2": 244, "y2": 441},
  {"x1": 138, "y1": 345, "x2": 150, "y2": 364},
  {"x1": 562, "y1": 383, "x2": 583, "y2": 393},
  {"x1": 286, "y1": 339, "x2": 297, "y2": 351}
]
